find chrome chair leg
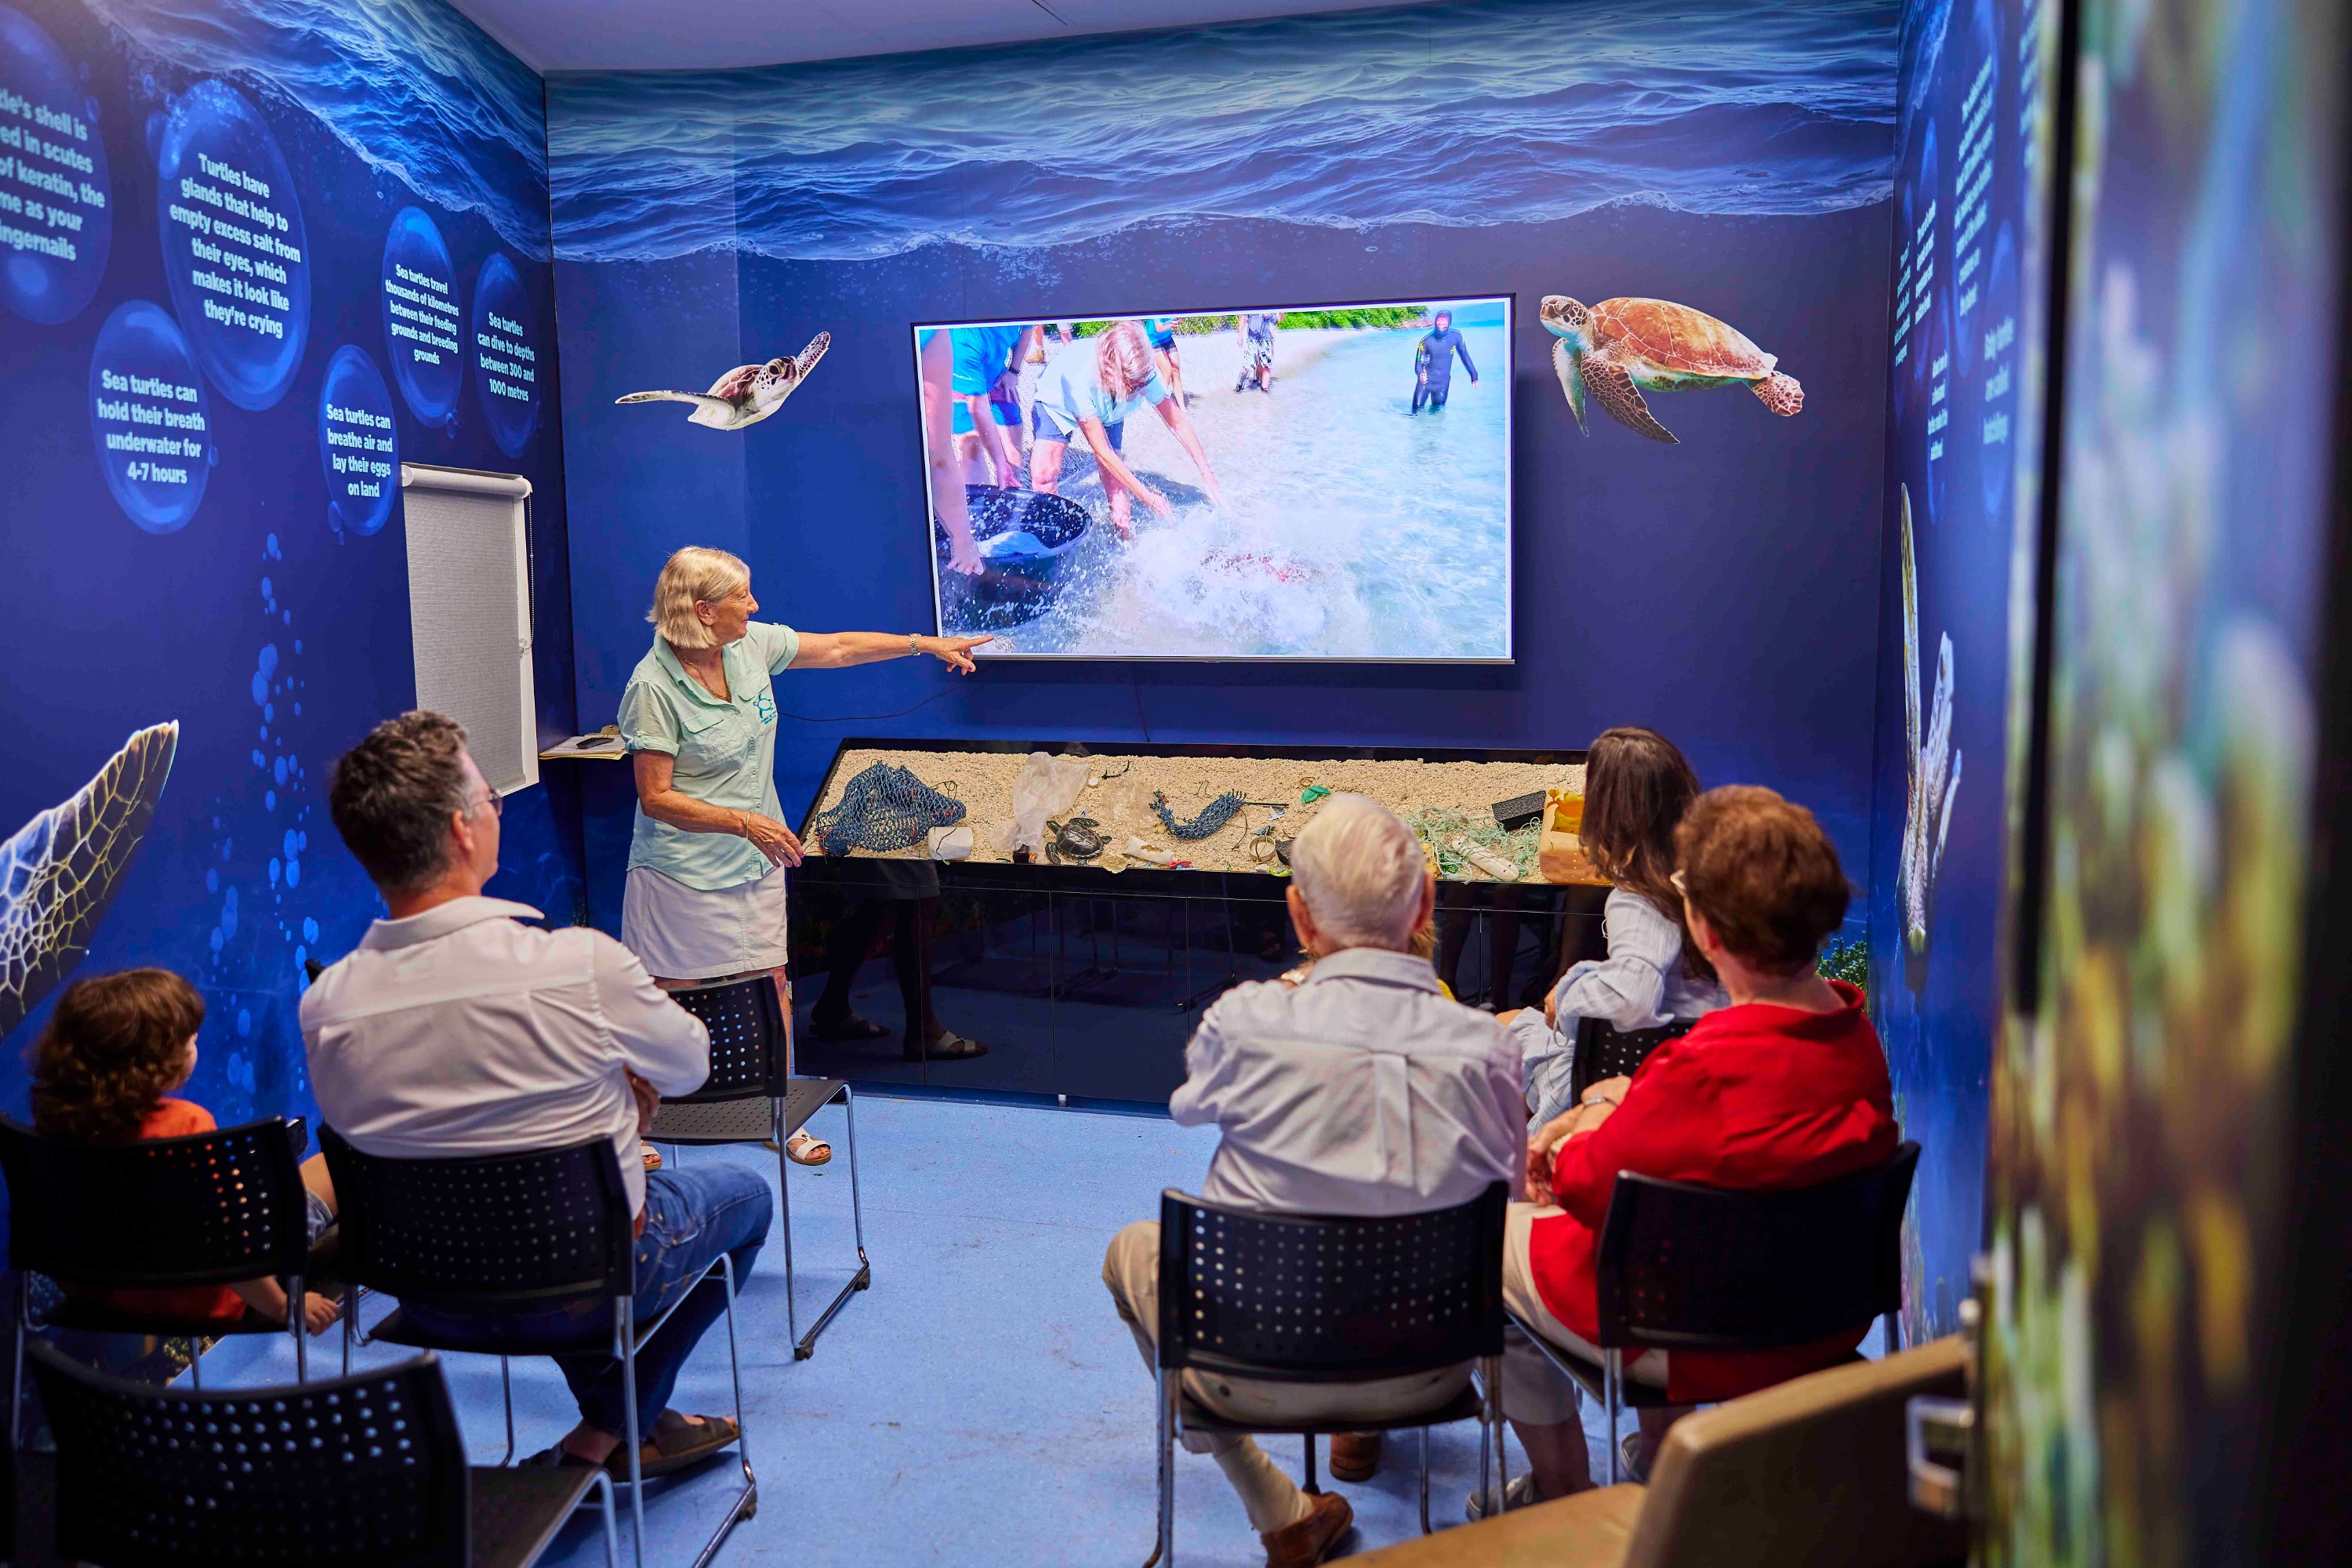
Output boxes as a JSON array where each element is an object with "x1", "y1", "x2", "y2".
[
  {"x1": 1302, "y1": 1432, "x2": 1319, "y2": 1494},
  {"x1": 844, "y1": 1086, "x2": 867, "y2": 1260},
  {"x1": 590, "y1": 1470, "x2": 621, "y2": 1568},
  {"x1": 10, "y1": 1279, "x2": 27, "y2": 1450},
  {"x1": 1419, "y1": 1426, "x2": 1432, "y2": 1534},
  {"x1": 775, "y1": 1103, "x2": 800, "y2": 1354},
  {"x1": 1603, "y1": 1348, "x2": 1624, "y2": 1484},
  {"x1": 1483, "y1": 1354, "x2": 1504, "y2": 1512},
  {"x1": 499, "y1": 1358, "x2": 516, "y2": 1465},
  {"x1": 1147, "y1": 1367, "x2": 1174, "y2": 1568},
  {"x1": 341, "y1": 1290, "x2": 356, "y2": 1377},
  {"x1": 618, "y1": 1295, "x2": 644, "y2": 1568},
  {"x1": 290, "y1": 1271, "x2": 307, "y2": 1383},
  {"x1": 189, "y1": 1344, "x2": 201, "y2": 1389}
]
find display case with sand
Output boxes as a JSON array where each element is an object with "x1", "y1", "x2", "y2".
[{"x1": 795, "y1": 739, "x2": 1601, "y2": 884}]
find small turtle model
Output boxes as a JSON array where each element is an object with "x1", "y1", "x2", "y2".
[
  {"x1": 1538, "y1": 296, "x2": 1802, "y2": 445},
  {"x1": 616, "y1": 331, "x2": 831, "y2": 430}
]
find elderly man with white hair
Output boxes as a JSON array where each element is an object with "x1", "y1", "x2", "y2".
[{"x1": 1101, "y1": 794, "x2": 1523, "y2": 1568}]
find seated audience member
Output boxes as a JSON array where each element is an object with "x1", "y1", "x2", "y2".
[
  {"x1": 1102, "y1": 795, "x2": 1523, "y2": 1568},
  {"x1": 303, "y1": 711, "x2": 768, "y2": 1477},
  {"x1": 29, "y1": 969, "x2": 339, "y2": 1334},
  {"x1": 1497, "y1": 786, "x2": 1896, "y2": 1507},
  {"x1": 1504, "y1": 726, "x2": 1728, "y2": 1129}
]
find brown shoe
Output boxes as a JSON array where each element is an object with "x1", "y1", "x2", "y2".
[
  {"x1": 1327, "y1": 1431, "x2": 1382, "y2": 1483},
  {"x1": 1262, "y1": 1490, "x2": 1352, "y2": 1568}
]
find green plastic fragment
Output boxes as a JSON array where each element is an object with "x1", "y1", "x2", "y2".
[{"x1": 1301, "y1": 785, "x2": 1331, "y2": 804}]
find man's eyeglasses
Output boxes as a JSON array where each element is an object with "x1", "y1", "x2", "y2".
[{"x1": 472, "y1": 789, "x2": 504, "y2": 818}]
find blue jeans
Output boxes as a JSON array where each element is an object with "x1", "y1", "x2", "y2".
[{"x1": 402, "y1": 1163, "x2": 772, "y2": 1438}]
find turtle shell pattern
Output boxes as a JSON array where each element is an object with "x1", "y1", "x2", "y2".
[{"x1": 1591, "y1": 298, "x2": 1775, "y2": 381}]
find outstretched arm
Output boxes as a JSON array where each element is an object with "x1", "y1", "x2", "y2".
[
  {"x1": 790, "y1": 630, "x2": 989, "y2": 673},
  {"x1": 1153, "y1": 395, "x2": 1225, "y2": 506},
  {"x1": 1455, "y1": 335, "x2": 1479, "y2": 383}
]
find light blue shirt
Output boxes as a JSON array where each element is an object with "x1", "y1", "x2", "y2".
[
  {"x1": 1033, "y1": 338, "x2": 1170, "y2": 438},
  {"x1": 1524, "y1": 887, "x2": 1729, "y2": 1125},
  {"x1": 616, "y1": 621, "x2": 800, "y2": 891},
  {"x1": 1172, "y1": 947, "x2": 1524, "y2": 1217}
]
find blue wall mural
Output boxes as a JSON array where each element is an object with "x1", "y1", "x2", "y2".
[
  {"x1": 545, "y1": 0, "x2": 1903, "y2": 931},
  {"x1": 1866, "y1": 0, "x2": 2057, "y2": 1341},
  {"x1": 0, "y1": 0, "x2": 581, "y2": 1156}
]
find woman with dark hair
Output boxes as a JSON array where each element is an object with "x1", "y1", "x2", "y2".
[{"x1": 1508, "y1": 726, "x2": 1728, "y2": 1131}]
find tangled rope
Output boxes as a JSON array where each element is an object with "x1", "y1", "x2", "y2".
[
  {"x1": 1151, "y1": 790, "x2": 1246, "y2": 840},
  {"x1": 808, "y1": 763, "x2": 967, "y2": 855}
]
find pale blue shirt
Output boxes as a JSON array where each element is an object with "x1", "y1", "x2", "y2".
[
  {"x1": 1524, "y1": 887, "x2": 1729, "y2": 1126},
  {"x1": 1171, "y1": 947, "x2": 1524, "y2": 1217},
  {"x1": 616, "y1": 621, "x2": 800, "y2": 891},
  {"x1": 1033, "y1": 338, "x2": 1170, "y2": 437}
]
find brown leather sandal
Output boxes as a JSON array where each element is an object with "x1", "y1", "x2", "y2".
[{"x1": 606, "y1": 1412, "x2": 740, "y2": 1479}]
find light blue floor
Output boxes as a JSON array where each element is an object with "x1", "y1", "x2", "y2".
[{"x1": 195, "y1": 1094, "x2": 1635, "y2": 1565}]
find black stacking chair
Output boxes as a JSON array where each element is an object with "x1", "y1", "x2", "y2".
[
  {"x1": 0, "y1": 1114, "x2": 318, "y2": 1445},
  {"x1": 1149, "y1": 1181, "x2": 1509, "y2": 1565},
  {"x1": 27, "y1": 1341, "x2": 617, "y2": 1567},
  {"x1": 651, "y1": 973, "x2": 869, "y2": 1360},
  {"x1": 1566, "y1": 1015, "x2": 1700, "y2": 1105},
  {"x1": 321, "y1": 1128, "x2": 753, "y2": 1568},
  {"x1": 1513, "y1": 1141, "x2": 1921, "y2": 1484}
]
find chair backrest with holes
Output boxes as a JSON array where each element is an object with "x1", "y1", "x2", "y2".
[
  {"x1": 1568, "y1": 1015, "x2": 1701, "y2": 1105},
  {"x1": 1156, "y1": 1181, "x2": 1506, "y2": 1381},
  {"x1": 28, "y1": 1341, "x2": 469, "y2": 1568},
  {"x1": 320, "y1": 1127, "x2": 634, "y2": 1307},
  {"x1": 1595, "y1": 1142, "x2": 1921, "y2": 1353},
  {"x1": 0, "y1": 1116, "x2": 310, "y2": 1289},
  {"x1": 662, "y1": 976, "x2": 789, "y2": 1102}
]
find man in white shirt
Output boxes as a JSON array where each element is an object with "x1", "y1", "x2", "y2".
[
  {"x1": 304, "y1": 711, "x2": 770, "y2": 1478},
  {"x1": 1102, "y1": 796, "x2": 1523, "y2": 1568}
]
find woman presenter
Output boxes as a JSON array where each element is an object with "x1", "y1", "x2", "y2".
[{"x1": 619, "y1": 546, "x2": 986, "y2": 1165}]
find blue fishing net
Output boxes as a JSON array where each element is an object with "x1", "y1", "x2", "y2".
[
  {"x1": 809, "y1": 764, "x2": 967, "y2": 855},
  {"x1": 1152, "y1": 790, "x2": 1245, "y2": 840}
]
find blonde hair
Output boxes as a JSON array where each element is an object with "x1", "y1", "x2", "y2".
[
  {"x1": 648, "y1": 546, "x2": 750, "y2": 648},
  {"x1": 1097, "y1": 321, "x2": 1155, "y2": 402}
]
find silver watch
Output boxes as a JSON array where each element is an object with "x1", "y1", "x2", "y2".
[{"x1": 909, "y1": 632, "x2": 923, "y2": 655}]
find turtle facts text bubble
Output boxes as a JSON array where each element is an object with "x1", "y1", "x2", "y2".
[
  {"x1": 380, "y1": 205, "x2": 460, "y2": 430},
  {"x1": 89, "y1": 299, "x2": 213, "y2": 533},
  {"x1": 318, "y1": 344, "x2": 398, "y2": 537},
  {"x1": 0, "y1": 4, "x2": 110, "y2": 324},
  {"x1": 156, "y1": 79, "x2": 310, "y2": 410},
  {"x1": 470, "y1": 250, "x2": 539, "y2": 456}
]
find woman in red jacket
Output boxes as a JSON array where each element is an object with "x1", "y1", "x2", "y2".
[{"x1": 1490, "y1": 786, "x2": 1898, "y2": 1511}]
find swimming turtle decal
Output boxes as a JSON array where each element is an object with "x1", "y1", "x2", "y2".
[
  {"x1": 0, "y1": 722, "x2": 179, "y2": 1040},
  {"x1": 1539, "y1": 296, "x2": 1802, "y2": 445},
  {"x1": 1896, "y1": 484, "x2": 1960, "y2": 962},
  {"x1": 617, "y1": 332, "x2": 830, "y2": 430}
]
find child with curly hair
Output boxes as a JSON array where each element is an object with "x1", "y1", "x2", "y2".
[{"x1": 30, "y1": 968, "x2": 340, "y2": 1334}]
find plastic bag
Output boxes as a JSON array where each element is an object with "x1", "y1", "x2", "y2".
[{"x1": 995, "y1": 750, "x2": 1089, "y2": 855}]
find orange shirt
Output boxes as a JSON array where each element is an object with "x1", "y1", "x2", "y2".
[
  {"x1": 1528, "y1": 981, "x2": 1899, "y2": 1402},
  {"x1": 85, "y1": 1098, "x2": 249, "y2": 1326}
]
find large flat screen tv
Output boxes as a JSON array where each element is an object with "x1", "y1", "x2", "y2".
[{"x1": 913, "y1": 296, "x2": 1513, "y2": 662}]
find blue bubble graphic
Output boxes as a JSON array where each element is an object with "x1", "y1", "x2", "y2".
[
  {"x1": 380, "y1": 206, "x2": 460, "y2": 428},
  {"x1": 89, "y1": 299, "x2": 212, "y2": 533},
  {"x1": 302, "y1": 916, "x2": 318, "y2": 943},
  {"x1": 470, "y1": 251, "x2": 541, "y2": 457},
  {"x1": 285, "y1": 858, "x2": 299, "y2": 887},
  {"x1": 235, "y1": 1008, "x2": 250, "y2": 1037},
  {"x1": 268, "y1": 857, "x2": 280, "y2": 887},
  {"x1": 205, "y1": 867, "x2": 218, "y2": 893},
  {"x1": 0, "y1": 5, "x2": 111, "y2": 325},
  {"x1": 155, "y1": 79, "x2": 310, "y2": 410},
  {"x1": 317, "y1": 343, "x2": 400, "y2": 536}
]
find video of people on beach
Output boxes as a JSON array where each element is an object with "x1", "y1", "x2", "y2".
[{"x1": 914, "y1": 296, "x2": 1514, "y2": 661}]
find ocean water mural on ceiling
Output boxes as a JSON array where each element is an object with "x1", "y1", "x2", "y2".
[
  {"x1": 547, "y1": 0, "x2": 1904, "y2": 927},
  {"x1": 550, "y1": 0, "x2": 1897, "y2": 264},
  {"x1": 1866, "y1": 0, "x2": 2057, "y2": 1344},
  {"x1": 0, "y1": 0, "x2": 578, "y2": 1187}
]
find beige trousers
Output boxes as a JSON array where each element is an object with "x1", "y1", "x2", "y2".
[
  {"x1": 1499, "y1": 1200, "x2": 1668, "y2": 1425},
  {"x1": 1102, "y1": 1220, "x2": 1474, "y2": 1456}
]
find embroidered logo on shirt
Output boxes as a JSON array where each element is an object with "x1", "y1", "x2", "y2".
[{"x1": 755, "y1": 689, "x2": 775, "y2": 726}]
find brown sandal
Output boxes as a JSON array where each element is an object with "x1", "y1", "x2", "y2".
[{"x1": 607, "y1": 1412, "x2": 740, "y2": 1479}]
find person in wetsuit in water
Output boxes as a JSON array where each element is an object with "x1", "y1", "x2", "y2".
[{"x1": 1411, "y1": 309, "x2": 1479, "y2": 412}]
